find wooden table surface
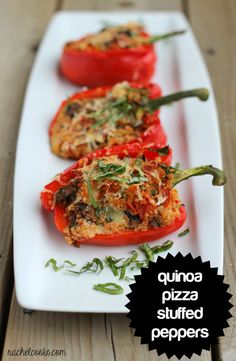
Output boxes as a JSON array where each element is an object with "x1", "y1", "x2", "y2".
[{"x1": 0, "y1": 0, "x2": 235, "y2": 360}]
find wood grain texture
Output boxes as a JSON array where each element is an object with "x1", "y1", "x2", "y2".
[
  {"x1": 0, "y1": 0, "x2": 58, "y2": 354},
  {"x1": 61, "y1": 0, "x2": 182, "y2": 11},
  {"x1": 2, "y1": 292, "x2": 212, "y2": 361},
  {"x1": 186, "y1": 1, "x2": 236, "y2": 360}
]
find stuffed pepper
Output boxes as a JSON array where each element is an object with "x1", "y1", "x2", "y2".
[
  {"x1": 60, "y1": 22, "x2": 185, "y2": 86},
  {"x1": 50, "y1": 81, "x2": 209, "y2": 160},
  {"x1": 41, "y1": 143, "x2": 226, "y2": 247}
]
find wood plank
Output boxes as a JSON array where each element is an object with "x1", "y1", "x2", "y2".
[
  {"x1": 0, "y1": 0, "x2": 58, "y2": 354},
  {"x1": 186, "y1": 0, "x2": 236, "y2": 360},
  {"x1": 61, "y1": 0, "x2": 182, "y2": 11},
  {"x1": 2, "y1": 293, "x2": 114, "y2": 361},
  {"x1": 2, "y1": 292, "x2": 211, "y2": 361}
]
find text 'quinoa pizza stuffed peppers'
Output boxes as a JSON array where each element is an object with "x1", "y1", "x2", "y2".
[
  {"x1": 60, "y1": 22, "x2": 185, "y2": 86},
  {"x1": 50, "y1": 81, "x2": 209, "y2": 160},
  {"x1": 41, "y1": 143, "x2": 226, "y2": 247}
]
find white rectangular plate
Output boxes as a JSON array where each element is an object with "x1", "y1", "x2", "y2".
[{"x1": 14, "y1": 11, "x2": 223, "y2": 312}]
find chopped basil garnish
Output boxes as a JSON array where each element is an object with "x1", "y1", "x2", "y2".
[
  {"x1": 139, "y1": 243, "x2": 154, "y2": 262},
  {"x1": 87, "y1": 169, "x2": 99, "y2": 209},
  {"x1": 87, "y1": 179, "x2": 99, "y2": 208},
  {"x1": 45, "y1": 258, "x2": 76, "y2": 271},
  {"x1": 105, "y1": 256, "x2": 124, "y2": 276},
  {"x1": 90, "y1": 86, "x2": 150, "y2": 129},
  {"x1": 94, "y1": 161, "x2": 126, "y2": 180},
  {"x1": 93, "y1": 282, "x2": 123, "y2": 295},
  {"x1": 119, "y1": 250, "x2": 138, "y2": 280},
  {"x1": 64, "y1": 260, "x2": 77, "y2": 267},
  {"x1": 68, "y1": 258, "x2": 104, "y2": 275},
  {"x1": 178, "y1": 228, "x2": 190, "y2": 237},
  {"x1": 45, "y1": 240, "x2": 174, "y2": 295},
  {"x1": 91, "y1": 98, "x2": 133, "y2": 128},
  {"x1": 45, "y1": 258, "x2": 62, "y2": 272},
  {"x1": 130, "y1": 260, "x2": 148, "y2": 270},
  {"x1": 151, "y1": 240, "x2": 173, "y2": 253},
  {"x1": 139, "y1": 240, "x2": 174, "y2": 261}
]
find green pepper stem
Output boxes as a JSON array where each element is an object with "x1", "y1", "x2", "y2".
[
  {"x1": 172, "y1": 165, "x2": 226, "y2": 187},
  {"x1": 147, "y1": 88, "x2": 209, "y2": 112},
  {"x1": 145, "y1": 29, "x2": 186, "y2": 43}
]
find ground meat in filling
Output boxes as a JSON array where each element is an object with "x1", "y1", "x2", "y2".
[
  {"x1": 64, "y1": 22, "x2": 149, "y2": 51},
  {"x1": 50, "y1": 82, "x2": 153, "y2": 159},
  {"x1": 54, "y1": 155, "x2": 181, "y2": 245}
]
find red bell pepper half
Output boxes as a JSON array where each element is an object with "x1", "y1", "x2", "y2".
[
  {"x1": 41, "y1": 143, "x2": 226, "y2": 247},
  {"x1": 60, "y1": 21, "x2": 185, "y2": 87},
  {"x1": 50, "y1": 82, "x2": 209, "y2": 160},
  {"x1": 60, "y1": 39, "x2": 156, "y2": 87},
  {"x1": 41, "y1": 143, "x2": 173, "y2": 212},
  {"x1": 50, "y1": 82, "x2": 166, "y2": 160}
]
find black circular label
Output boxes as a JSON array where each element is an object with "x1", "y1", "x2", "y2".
[{"x1": 126, "y1": 253, "x2": 232, "y2": 359}]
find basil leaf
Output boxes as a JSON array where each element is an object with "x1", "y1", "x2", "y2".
[
  {"x1": 79, "y1": 258, "x2": 104, "y2": 274},
  {"x1": 66, "y1": 270, "x2": 81, "y2": 275},
  {"x1": 93, "y1": 282, "x2": 123, "y2": 295},
  {"x1": 151, "y1": 240, "x2": 174, "y2": 254},
  {"x1": 97, "y1": 161, "x2": 123, "y2": 172},
  {"x1": 139, "y1": 243, "x2": 154, "y2": 262},
  {"x1": 119, "y1": 250, "x2": 138, "y2": 280},
  {"x1": 68, "y1": 258, "x2": 104, "y2": 275},
  {"x1": 105, "y1": 256, "x2": 124, "y2": 276},
  {"x1": 129, "y1": 176, "x2": 148, "y2": 184},
  {"x1": 124, "y1": 276, "x2": 135, "y2": 282},
  {"x1": 64, "y1": 260, "x2": 77, "y2": 267},
  {"x1": 130, "y1": 260, "x2": 148, "y2": 270},
  {"x1": 178, "y1": 228, "x2": 190, "y2": 237},
  {"x1": 87, "y1": 173, "x2": 99, "y2": 209},
  {"x1": 94, "y1": 163, "x2": 126, "y2": 181},
  {"x1": 45, "y1": 258, "x2": 64, "y2": 272},
  {"x1": 92, "y1": 98, "x2": 130, "y2": 128},
  {"x1": 45, "y1": 258, "x2": 76, "y2": 271}
]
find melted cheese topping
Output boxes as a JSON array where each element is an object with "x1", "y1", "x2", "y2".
[
  {"x1": 50, "y1": 82, "x2": 151, "y2": 159},
  {"x1": 54, "y1": 155, "x2": 181, "y2": 245},
  {"x1": 65, "y1": 22, "x2": 149, "y2": 51}
]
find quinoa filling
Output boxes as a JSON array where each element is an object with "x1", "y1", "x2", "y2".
[
  {"x1": 65, "y1": 22, "x2": 149, "y2": 51},
  {"x1": 50, "y1": 82, "x2": 155, "y2": 159},
  {"x1": 54, "y1": 155, "x2": 181, "y2": 244}
]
